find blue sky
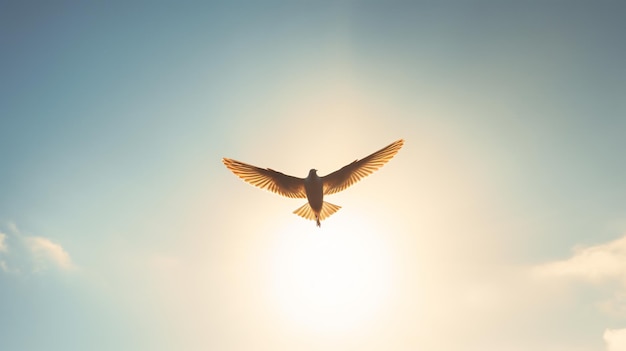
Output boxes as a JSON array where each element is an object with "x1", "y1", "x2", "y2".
[{"x1": 1, "y1": 1, "x2": 626, "y2": 350}]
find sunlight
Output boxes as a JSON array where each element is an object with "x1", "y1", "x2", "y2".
[{"x1": 267, "y1": 212, "x2": 393, "y2": 332}]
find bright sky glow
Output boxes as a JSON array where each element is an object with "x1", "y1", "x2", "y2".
[{"x1": 268, "y1": 214, "x2": 393, "y2": 332}]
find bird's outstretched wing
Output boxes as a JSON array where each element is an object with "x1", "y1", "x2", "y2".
[
  {"x1": 322, "y1": 139, "x2": 404, "y2": 195},
  {"x1": 222, "y1": 158, "x2": 307, "y2": 198}
]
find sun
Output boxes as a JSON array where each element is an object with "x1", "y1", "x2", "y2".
[{"x1": 266, "y1": 211, "x2": 393, "y2": 332}]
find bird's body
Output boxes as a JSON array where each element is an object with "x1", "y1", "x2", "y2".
[
  {"x1": 222, "y1": 139, "x2": 404, "y2": 227},
  {"x1": 303, "y1": 169, "x2": 323, "y2": 219}
]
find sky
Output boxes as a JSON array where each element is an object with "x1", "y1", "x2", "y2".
[{"x1": 1, "y1": 1, "x2": 626, "y2": 350}]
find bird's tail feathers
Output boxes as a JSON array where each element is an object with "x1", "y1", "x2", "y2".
[
  {"x1": 320, "y1": 202, "x2": 342, "y2": 220},
  {"x1": 293, "y1": 202, "x2": 342, "y2": 226}
]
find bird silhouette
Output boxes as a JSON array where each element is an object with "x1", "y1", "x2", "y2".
[{"x1": 222, "y1": 139, "x2": 404, "y2": 227}]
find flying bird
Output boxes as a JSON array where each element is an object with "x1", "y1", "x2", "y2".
[{"x1": 222, "y1": 139, "x2": 404, "y2": 227}]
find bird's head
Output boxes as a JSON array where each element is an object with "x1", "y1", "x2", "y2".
[{"x1": 308, "y1": 169, "x2": 318, "y2": 176}]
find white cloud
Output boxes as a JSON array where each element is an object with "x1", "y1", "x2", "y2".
[
  {"x1": 534, "y1": 234, "x2": 626, "y2": 283},
  {"x1": 534, "y1": 235, "x2": 626, "y2": 350},
  {"x1": 25, "y1": 236, "x2": 75, "y2": 271},
  {"x1": 0, "y1": 222, "x2": 75, "y2": 274},
  {"x1": 605, "y1": 328, "x2": 626, "y2": 351},
  {"x1": 0, "y1": 232, "x2": 10, "y2": 273},
  {"x1": 0, "y1": 232, "x2": 7, "y2": 252}
]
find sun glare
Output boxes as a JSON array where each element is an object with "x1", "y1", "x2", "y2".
[{"x1": 267, "y1": 212, "x2": 393, "y2": 332}]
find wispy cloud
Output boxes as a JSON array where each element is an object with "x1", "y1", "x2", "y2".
[
  {"x1": 533, "y1": 235, "x2": 626, "y2": 316},
  {"x1": 0, "y1": 232, "x2": 7, "y2": 253},
  {"x1": 534, "y1": 235, "x2": 626, "y2": 350},
  {"x1": 534, "y1": 234, "x2": 626, "y2": 283},
  {"x1": 0, "y1": 233, "x2": 7, "y2": 273},
  {"x1": 25, "y1": 236, "x2": 75, "y2": 272},
  {"x1": 0, "y1": 222, "x2": 76, "y2": 274},
  {"x1": 605, "y1": 328, "x2": 626, "y2": 351}
]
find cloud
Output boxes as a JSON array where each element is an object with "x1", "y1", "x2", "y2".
[
  {"x1": 534, "y1": 235, "x2": 626, "y2": 350},
  {"x1": 25, "y1": 236, "x2": 75, "y2": 271},
  {"x1": 534, "y1": 234, "x2": 626, "y2": 283},
  {"x1": 0, "y1": 222, "x2": 75, "y2": 274},
  {"x1": 605, "y1": 328, "x2": 626, "y2": 351},
  {"x1": 533, "y1": 235, "x2": 626, "y2": 316},
  {"x1": 0, "y1": 232, "x2": 9, "y2": 272},
  {"x1": 0, "y1": 232, "x2": 7, "y2": 253}
]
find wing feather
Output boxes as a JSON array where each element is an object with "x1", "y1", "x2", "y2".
[
  {"x1": 222, "y1": 158, "x2": 306, "y2": 198},
  {"x1": 322, "y1": 139, "x2": 404, "y2": 195}
]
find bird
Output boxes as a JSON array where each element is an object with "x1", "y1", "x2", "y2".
[{"x1": 222, "y1": 139, "x2": 404, "y2": 227}]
